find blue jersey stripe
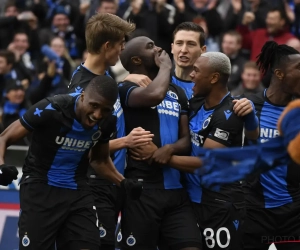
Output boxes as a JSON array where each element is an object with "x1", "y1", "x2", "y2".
[
  {"x1": 259, "y1": 101, "x2": 292, "y2": 208},
  {"x1": 47, "y1": 119, "x2": 98, "y2": 189},
  {"x1": 159, "y1": 91, "x2": 183, "y2": 189}
]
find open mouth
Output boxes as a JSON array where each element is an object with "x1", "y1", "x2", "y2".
[
  {"x1": 87, "y1": 115, "x2": 98, "y2": 127},
  {"x1": 179, "y1": 56, "x2": 189, "y2": 62}
]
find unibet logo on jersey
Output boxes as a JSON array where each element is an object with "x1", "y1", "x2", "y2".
[
  {"x1": 260, "y1": 128, "x2": 280, "y2": 143},
  {"x1": 191, "y1": 131, "x2": 204, "y2": 146},
  {"x1": 55, "y1": 129, "x2": 101, "y2": 151},
  {"x1": 152, "y1": 90, "x2": 181, "y2": 118}
]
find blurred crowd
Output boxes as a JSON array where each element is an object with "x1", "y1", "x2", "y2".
[{"x1": 0, "y1": 0, "x2": 299, "y2": 144}]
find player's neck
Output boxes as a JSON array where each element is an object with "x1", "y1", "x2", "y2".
[
  {"x1": 205, "y1": 88, "x2": 228, "y2": 109},
  {"x1": 132, "y1": 68, "x2": 157, "y2": 81},
  {"x1": 266, "y1": 83, "x2": 293, "y2": 106},
  {"x1": 83, "y1": 53, "x2": 107, "y2": 75},
  {"x1": 175, "y1": 66, "x2": 192, "y2": 81}
]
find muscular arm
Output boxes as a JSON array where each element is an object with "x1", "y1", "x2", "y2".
[
  {"x1": 245, "y1": 127, "x2": 259, "y2": 141},
  {"x1": 0, "y1": 120, "x2": 30, "y2": 165},
  {"x1": 125, "y1": 51, "x2": 172, "y2": 108},
  {"x1": 168, "y1": 156, "x2": 202, "y2": 173},
  {"x1": 150, "y1": 114, "x2": 190, "y2": 164},
  {"x1": 109, "y1": 127, "x2": 154, "y2": 153},
  {"x1": 165, "y1": 114, "x2": 190, "y2": 155},
  {"x1": 109, "y1": 137, "x2": 128, "y2": 153},
  {"x1": 90, "y1": 142, "x2": 124, "y2": 186},
  {"x1": 167, "y1": 138, "x2": 226, "y2": 172}
]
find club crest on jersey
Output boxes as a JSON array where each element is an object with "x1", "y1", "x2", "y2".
[
  {"x1": 167, "y1": 90, "x2": 178, "y2": 100},
  {"x1": 99, "y1": 226, "x2": 106, "y2": 238},
  {"x1": 117, "y1": 230, "x2": 122, "y2": 242},
  {"x1": 22, "y1": 234, "x2": 30, "y2": 247},
  {"x1": 126, "y1": 234, "x2": 136, "y2": 246},
  {"x1": 202, "y1": 116, "x2": 212, "y2": 129},
  {"x1": 92, "y1": 129, "x2": 102, "y2": 141}
]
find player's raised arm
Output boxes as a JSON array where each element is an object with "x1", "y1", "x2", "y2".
[{"x1": 119, "y1": 37, "x2": 172, "y2": 108}]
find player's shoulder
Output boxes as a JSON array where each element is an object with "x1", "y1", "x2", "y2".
[
  {"x1": 46, "y1": 94, "x2": 77, "y2": 114},
  {"x1": 213, "y1": 95, "x2": 242, "y2": 122},
  {"x1": 68, "y1": 64, "x2": 97, "y2": 93},
  {"x1": 242, "y1": 91, "x2": 265, "y2": 105},
  {"x1": 169, "y1": 83, "x2": 188, "y2": 100},
  {"x1": 118, "y1": 80, "x2": 139, "y2": 88}
]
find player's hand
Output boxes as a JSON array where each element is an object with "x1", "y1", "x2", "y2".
[
  {"x1": 232, "y1": 98, "x2": 254, "y2": 117},
  {"x1": 231, "y1": 0, "x2": 242, "y2": 14},
  {"x1": 125, "y1": 127, "x2": 154, "y2": 148},
  {"x1": 121, "y1": 179, "x2": 143, "y2": 200},
  {"x1": 150, "y1": 144, "x2": 173, "y2": 165},
  {"x1": 124, "y1": 74, "x2": 152, "y2": 88},
  {"x1": 242, "y1": 11, "x2": 255, "y2": 25},
  {"x1": 154, "y1": 49, "x2": 172, "y2": 69},
  {"x1": 0, "y1": 164, "x2": 18, "y2": 186},
  {"x1": 174, "y1": 0, "x2": 185, "y2": 12},
  {"x1": 129, "y1": 141, "x2": 158, "y2": 161}
]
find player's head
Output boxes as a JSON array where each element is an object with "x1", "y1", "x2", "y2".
[
  {"x1": 78, "y1": 75, "x2": 118, "y2": 129},
  {"x1": 120, "y1": 36, "x2": 162, "y2": 74},
  {"x1": 256, "y1": 41, "x2": 300, "y2": 96},
  {"x1": 172, "y1": 22, "x2": 206, "y2": 69},
  {"x1": 85, "y1": 13, "x2": 135, "y2": 66},
  {"x1": 190, "y1": 52, "x2": 231, "y2": 97}
]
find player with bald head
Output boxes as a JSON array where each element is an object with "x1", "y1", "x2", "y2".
[
  {"x1": 166, "y1": 52, "x2": 258, "y2": 249},
  {"x1": 118, "y1": 36, "x2": 202, "y2": 249}
]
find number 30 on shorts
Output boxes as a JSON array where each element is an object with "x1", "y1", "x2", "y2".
[{"x1": 203, "y1": 227, "x2": 230, "y2": 249}]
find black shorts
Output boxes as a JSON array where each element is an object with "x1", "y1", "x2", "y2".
[
  {"x1": 90, "y1": 184, "x2": 124, "y2": 247},
  {"x1": 121, "y1": 188, "x2": 202, "y2": 250},
  {"x1": 19, "y1": 182, "x2": 100, "y2": 250},
  {"x1": 244, "y1": 202, "x2": 300, "y2": 250},
  {"x1": 193, "y1": 201, "x2": 245, "y2": 250}
]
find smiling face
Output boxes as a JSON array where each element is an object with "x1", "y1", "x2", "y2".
[
  {"x1": 190, "y1": 56, "x2": 214, "y2": 97},
  {"x1": 77, "y1": 91, "x2": 114, "y2": 129},
  {"x1": 172, "y1": 30, "x2": 205, "y2": 70}
]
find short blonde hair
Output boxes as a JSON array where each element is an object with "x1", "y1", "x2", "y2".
[{"x1": 85, "y1": 13, "x2": 135, "y2": 54}]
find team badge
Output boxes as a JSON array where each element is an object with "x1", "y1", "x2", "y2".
[
  {"x1": 99, "y1": 226, "x2": 106, "y2": 238},
  {"x1": 167, "y1": 90, "x2": 178, "y2": 100},
  {"x1": 126, "y1": 234, "x2": 136, "y2": 246},
  {"x1": 117, "y1": 230, "x2": 122, "y2": 242},
  {"x1": 202, "y1": 116, "x2": 212, "y2": 129},
  {"x1": 92, "y1": 129, "x2": 102, "y2": 141},
  {"x1": 22, "y1": 234, "x2": 30, "y2": 247}
]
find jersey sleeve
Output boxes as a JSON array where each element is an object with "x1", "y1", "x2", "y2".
[
  {"x1": 97, "y1": 114, "x2": 117, "y2": 144},
  {"x1": 207, "y1": 109, "x2": 244, "y2": 147},
  {"x1": 176, "y1": 87, "x2": 189, "y2": 114},
  {"x1": 19, "y1": 98, "x2": 55, "y2": 131},
  {"x1": 118, "y1": 81, "x2": 139, "y2": 107}
]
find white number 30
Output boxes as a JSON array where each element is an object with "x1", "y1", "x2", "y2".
[{"x1": 203, "y1": 227, "x2": 230, "y2": 249}]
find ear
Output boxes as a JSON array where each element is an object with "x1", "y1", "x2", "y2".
[
  {"x1": 80, "y1": 92, "x2": 85, "y2": 102},
  {"x1": 104, "y1": 41, "x2": 110, "y2": 51},
  {"x1": 201, "y1": 45, "x2": 207, "y2": 53},
  {"x1": 210, "y1": 72, "x2": 220, "y2": 84},
  {"x1": 131, "y1": 56, "x2": 142, "y2": 66},
  {"x1": 171, "y1": 43, "x2": 174, "y2": 54},
  {"x1": 274, "y1": 68, "x2": 284, "y2": 80}
]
